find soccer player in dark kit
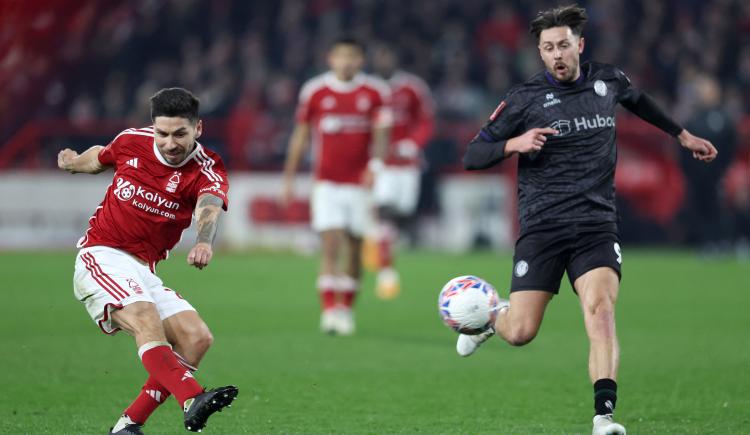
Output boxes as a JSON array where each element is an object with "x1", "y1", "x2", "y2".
[{"x1": 458, "y1": 5, "x2": 717, "y2": 435}]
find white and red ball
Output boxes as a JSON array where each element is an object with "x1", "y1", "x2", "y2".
[{"x1": 438, "y1": 275, "x2": 500, "y2": 335}]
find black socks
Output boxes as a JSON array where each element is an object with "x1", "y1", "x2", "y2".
[{"x1": 594, "y1": 378, "x2": 618, "y2": 415}]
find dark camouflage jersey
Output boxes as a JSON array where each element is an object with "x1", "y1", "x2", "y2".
[{"x1": 468, "y1": 62, "x2": 665, "y2": 234}]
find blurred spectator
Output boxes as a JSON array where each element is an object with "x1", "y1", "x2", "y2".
[{"x1": 678, "y1": 74, "x2": 738, "y2": 254}]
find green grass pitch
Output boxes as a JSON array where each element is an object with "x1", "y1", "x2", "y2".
[{"x1": 0, "y1": 249, "x2": 748, "y2": 434}]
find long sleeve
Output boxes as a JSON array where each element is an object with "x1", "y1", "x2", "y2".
[
  {"x1": 616, "y1": 69, "x2": 683, "y2": 137},
  {"x1": 464, "y1": 130, "x2": 509, "y2": 170},
  {"x1": 463, "y1": 89, "x2": 526, "y2": 170}
]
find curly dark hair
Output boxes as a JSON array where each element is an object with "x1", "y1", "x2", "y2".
[{"x1": 529, "y1": 4, "x2": 588, "y2": 41}]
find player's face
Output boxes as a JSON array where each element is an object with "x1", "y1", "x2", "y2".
[
  {"x1": 371, "y1": 46, "x2": 397, "y2": 78},
  {"x1": 538, "y1": 26, "x2": 584, "y2": 82},
  {"x1": 328, "y1": 44, "x2": 364, "y2": 81},
  {"x1": 153, "y1": 117, "x2": 202, "y2": 165}
]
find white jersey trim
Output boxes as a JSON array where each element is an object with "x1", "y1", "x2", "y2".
[
  {"x1": 152, "y1": 141, "x2": 204, "y2": 168},
  {"x1": 194, "y1": 149, "x2": 223, "y2": 182}
]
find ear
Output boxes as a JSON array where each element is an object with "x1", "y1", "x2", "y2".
[
  {"x1": 195, "y1": 120, "x2": 203, "y2": 139},
  {"x1": 578, "y1": 37, "x2": 585, "y2": 54}
]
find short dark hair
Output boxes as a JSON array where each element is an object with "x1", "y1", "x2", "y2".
[
  {"x1": 529, "y1": 4, "x2": 588, "y2": 41},
  {"x1": 329, "y1": 36, "x2": 365, "y2": 53},
  {"x1": 150, "y1": 87, "x2": 200, "y2": 123}
]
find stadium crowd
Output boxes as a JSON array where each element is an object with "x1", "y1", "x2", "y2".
[{"x1": 1, "y1": 0, "x2": 748, "y2": 249}]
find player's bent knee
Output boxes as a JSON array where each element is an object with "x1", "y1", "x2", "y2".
[
  {"x1": 184, "y1": 322, "x2": 214, "y2": 354},
  {"x1": 505, "y1": 326, "x2": 539, "y2": 346}
]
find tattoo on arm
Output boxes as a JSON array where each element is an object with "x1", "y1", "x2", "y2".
[{"x1": 195, "y1": 194, "x2": 224, "y2": 245}]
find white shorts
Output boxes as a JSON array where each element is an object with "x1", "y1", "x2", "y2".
[
  {"x1": 373, "y1": 166, "x2": 421, "y2": 215},
  {"x1": 311, "y1": 181, "x2": 370, "y2": 237},
  {"x1": 73, "y1": 246, "x2": 195, "y2": 335}
]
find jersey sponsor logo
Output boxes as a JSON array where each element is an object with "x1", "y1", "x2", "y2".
[
  {"x1": 594, "y1": 80, "x2": 608, "y2": 97},
  {"x1": 543, "y1": 93, "x2": 561, "y2": 108},
  {"x1": 319, "y1": 114, "x2": 371, "y2": 133},
  {"x1": 574, "y1": 114, "x2": 615, "y2": 130},
  {"x1": 514, "y1": 260, "x2": 529, "y2": 277},
  {"x1": 113, "y1": 176, "x2": 180, "y2": 219},
  {"x1": 550, "y1": 119, "x2": 571, "y2": 136},
  {"x1": 114, "y1": 178, "x2": 136, "y2": 201},
  {"x1": 126, "y1": 157, "x2": 139, "y2": 168},
  {"x1": 489, "y1": 101, "x2": 506, "y2": 121},
  {"x1": 166, "y1": 171, "x2": 181, "y2": 193},
  {"x1": 551, "y1": 114, "x2": 615, "y2": 136}
]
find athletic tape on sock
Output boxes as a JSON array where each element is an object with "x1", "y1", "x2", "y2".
[
  {"x1": 337, "y1": 275, "x2": 359, "y2": 293},
  {"x1": 173, "y1": 351, "x2": 198, "y2": 372},
  {"x1": 137, "y1": 341, "x2": 172, "y2": 360}
]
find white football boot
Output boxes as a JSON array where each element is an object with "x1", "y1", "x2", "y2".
[
  {"x1": 456, "y1": 327, "x2": 495, "y2": 357},
  {"x1": 335, "y1": 307, "x2": 356, "y2": 336},
  {"x1": 320, "y1": 309, "x2": 338, "y2": 335},
  {"x1": 456, "y1": 299, "x2": 508, "y2": 357},
  {"x1": 592, "y1": 414, "x2": 626, "y2": 435}
]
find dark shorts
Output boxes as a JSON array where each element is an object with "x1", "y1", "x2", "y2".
[{"x1": 510, "y1": 222, "x2": 622, "y2": 294}]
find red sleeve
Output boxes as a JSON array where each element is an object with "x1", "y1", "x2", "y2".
[
  {"x1": 295, "y1": 88, "x2": 315, "y2": 124},
  {"x1": 98, "y1": 130, "x2": 126, "y2": 166},
  {"x1": 195, "y1": 154, "x2": 230, "y2": 211},
  {"x1": 408, "y1": 87, "x2": 435, "y2": 148},
  {"x1": 371, "y1": 87, "x2": 393, "y2": 128}
]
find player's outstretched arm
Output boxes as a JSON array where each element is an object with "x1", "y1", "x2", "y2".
[
  {"x1": 281, "y1": 122, "x2": 311, "y2": 206},
  {"x1": 187, "y1": 194, "x2": 224, "y2": 270},
  {"x1": 677, "y1": 129, "x2": 718, "y2": 162},
  {"x1": 57, "y1": 146, "x2": 108, "y2": 174},
  {"x1": 464, "y1": 127, "x2": 558, "y2": 170},
  {"x1": 620, "y1": 92, "x2": 716, "y2": 163}
]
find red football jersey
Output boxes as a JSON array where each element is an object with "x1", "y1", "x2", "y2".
[
  {"x1": 386, "y1": 71, "x2": 435, "y2": 166},
  {"x1": 295, "y1": 72, "x2": 391, "y2": 184},
  {"x1": 78, "y1": 126, "x2": 229, "y2": 268}
]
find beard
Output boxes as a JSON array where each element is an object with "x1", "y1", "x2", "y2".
[{"x1": 550, "y1": 61, "x2": 578, "y2": 82}]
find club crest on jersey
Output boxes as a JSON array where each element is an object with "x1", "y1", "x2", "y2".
[
  {"x1": 321, "y1": 96, "x2": 336, "y2": 109},
  {"x1": 166, "y1": 171, "x2": 181, "y2": 193},
  {"x1": 356, "y1": 95, "x2": 371, "y2": 112},
  {"x1": 594, "y1": 80, "x2": 607, "y2": 96},
  {"x1": 489, "y1": 101, "x2": 507, "y2": 121}
]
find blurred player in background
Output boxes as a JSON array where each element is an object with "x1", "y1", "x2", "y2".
[
  {"x1": 367, "y1": 43, "x2": 435, "y2": 299},
  {"x1": 460, "y1": 5, "x2": 717, "y2": 435},
  {"x1": 282, "y1": 37, "x2": 391, "y2": 335},
  {"x1": 58, "y1": 88, "x2": 237, "y2": 434}
]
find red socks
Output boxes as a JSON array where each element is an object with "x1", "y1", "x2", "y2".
[
  {"x1": 338, "y1": 275, "x2": 359, "y2": 308},
  {"x1": 124, "y1": 376, "x2": 171, "y2": 423},
  {"x1": 318, "y1": 275, "x2": 359, "y2": 310},
  {"x1": 138, "y1": 342, "x2": 203, "y2": 407},
  {"x1": 317, "y1": 275, "x2": 338, "y2": 311},
  {"x1": 378, "y1": 223, "x2": 396, "y2": 269}
]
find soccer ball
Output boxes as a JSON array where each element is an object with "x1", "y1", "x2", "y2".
[{"x1": 438, "y1": 275, "x2": 500, "y2": 335}]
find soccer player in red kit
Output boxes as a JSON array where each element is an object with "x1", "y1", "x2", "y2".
[
  {"x1": 369, "y1": 43, "x2": 435, "y2": 299},
  {"x1": 282, "y1": 37, "x2": 391, "y2": 335},
  {"x1": 57, "y1": 88, "x2": 237, "y2": 434}
]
